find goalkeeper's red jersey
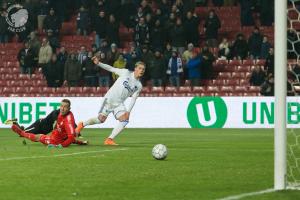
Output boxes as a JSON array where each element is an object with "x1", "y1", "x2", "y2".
[{"x1": 50, "y1": 111, "x2": 75, "y2": 147}]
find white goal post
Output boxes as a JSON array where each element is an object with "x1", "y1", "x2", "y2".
[{"x1": 274, "y1": 0, "x2": 287, "y2": 190}]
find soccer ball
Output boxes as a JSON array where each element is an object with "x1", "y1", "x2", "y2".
[{"x1": 152, "y1": 144, "x2": 168, "y2": 160}]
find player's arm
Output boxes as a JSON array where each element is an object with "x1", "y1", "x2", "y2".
[
  {"x1": 92, "y1": 56, "x2": 126, "y2": 76},
  {"x1": 61, "y1": 116, "x2": 76, "y2": 147}
]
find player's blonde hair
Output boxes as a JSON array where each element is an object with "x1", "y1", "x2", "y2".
[{"x1": 135, "y1": 61, "x2": 146, "y2": 68}]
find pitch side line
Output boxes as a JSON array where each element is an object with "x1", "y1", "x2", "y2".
[
  {"x1": 0, "y1": 148, "x2": 128, "y2": 161},
  {"x1": 217, "y1": 188, "x2": 275, "y2": 200}
]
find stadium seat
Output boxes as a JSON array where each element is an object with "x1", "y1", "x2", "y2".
[
  {"x1": 29, "y1": 87, "x2": 42, "y2": 94},
  {"x1": 41, "y1": 87, "x2": 56, "y2": 94},
  {"x1": 206, "y1": 86, "x2": 219, "y2": 93},
  {"x1": 2, "y1": 87, "x2": 15, "y2": 95},
  {"x1": 234, "y1": 86, "x2": 248, "y2": 93},
  {"x1": 232, "y1": 72, "x2": 245, "y2": 79},
  {"x1": 56, "y1": 87, "x2": 69, "y2": 94},
  {"x1": 15, "y1": 87, "x2": 29, "y2": 94},
  {"x1": 236, "y1": 66, "x2": 251, "y2": 72},
  {"x1": 227, "y1": 79, "x2": 240, "y2": 85},
  {"x1": 248, "y1": 86, "x2": 261, "y2": 92},
  {"x1": 239, "y1": 79, "x2": 249, "y2": 86},
  {"x1": 228, "y1": 59, "x2": 241, "y2": 66},
  {"x1": 184, "y1": 80, "x2": 191, "y2": 86},
  {"x1": 151, "y1": 87, "x2": 164, "y2": 93},
  {"x1": 172, "y1": 93, "x2": 187, "y2": 97},
  {"x1": 220, "y1": 86, "x2": 234, "y2": 92},
  {"x1": 256, "y1": 59, "x2": 266, "y2": 65},
  {"x1": 141, "y1": 87, "x2": 151, "y2": 94},
  {"x1": 165, "y1": 86, "x2": 178, "y2": 93},
  {"x1": 82, "y1": 87, "x2": 97, "y2": 94},
  {"x1": 69, "y1": 87, "x2": 83, "y2": 94},
  {"x1": 192, "y1": 86, "x2": 206, "y2": 93},
  {"x1": 18, "y1": 74, "x2": 31, "y2": 80},
  {"x1": 215, "y1": 92, "x2": 229, "y2": 96},
  {"x1": 96, "y1": 87, "x2": 109, "y2": 93},
  {"x1": 242, "y1": 59, "x2": 254, "y2": 65},
  {"x1": 201, "y1": 92, "x2": 215, "y2": 96}
]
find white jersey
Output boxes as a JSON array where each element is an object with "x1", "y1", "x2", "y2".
[{"x1": 98, "y1": 63, "x2": 142, "y2": 106}]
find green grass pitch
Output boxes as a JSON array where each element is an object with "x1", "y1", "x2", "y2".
[{"x1": 0, "y1": 128, "x2": 299, "y2": 200}]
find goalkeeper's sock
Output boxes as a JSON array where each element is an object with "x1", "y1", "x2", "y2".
[
  {"x1": 22, "y1": 132, "x2": 37, "y2": 142},
  {"x1": 108, "y1": 120, "x2": 129, "y2": 139}
]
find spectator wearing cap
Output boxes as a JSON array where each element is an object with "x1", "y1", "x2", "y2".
[
  {"x1": 167, "y1": 49, "x2": 183, "y2": 87},
  {"x1": 150, "y1": 19, "x2": 166, "y2": 52},
  {"x1": 43, "y1": 8, "x2": 61, "y2": 36},
  {"x1": 134, "y1": 17, "x2": 150, "y2": 47},
  {"x1": 0, "y1": 10, "x2": 8, "y2": 43},
  {"x1": 77, "y1": 6, "x2": 90, "y2": 36},
  {"x1": 184, "y1": 11, "x2": 200, "y2": 47},
  {"x1": 204, "y1": 9, "x2": 221, "y2": 47},
  {"x1": 248, "y1": 27, "x2": 263, "y2": 59},
  {"x1": 94, "y1": 10, "x2": 107, "y2": 49},
  {"x1": 148, "y1": 50, "x2": 166, "y2": 87},
  {"x1": 169, "y1": 18, "x2": 186, "y2": 55},
  {"x1": 112, "y1": 54, "x2": 127, "y2": 81},
  {"x1": 64, "y1": 52, "x2": 82, "y2": 87},
  {"x1": 106, "y1": 14, "x2": 120, "y2": 46}
]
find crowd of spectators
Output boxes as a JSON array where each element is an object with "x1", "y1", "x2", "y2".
[{"x1": 1, "y1": 0, "x2": 287, "y2": 94}]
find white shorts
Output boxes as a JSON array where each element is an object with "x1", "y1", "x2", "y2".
[{"x1": 98, "y1": 98, "x2": 127, "y2": 119}]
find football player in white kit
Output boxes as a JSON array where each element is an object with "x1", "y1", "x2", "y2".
[{"x1": 75, "y1": 56, "x2": 145, "y2": 145}]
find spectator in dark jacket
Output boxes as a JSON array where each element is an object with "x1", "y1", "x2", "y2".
[
  {"x1": 261, "y1": 74, "x2": 274, "y2": 96},
  {"x1": 260, "y1": 0, "x2": 274, "y2": 26},
  {"x1": 43, "y1": 8, "x2": 61, "y2": 36},
  {"x1": 260, "y1": 36, "x2": 271, "y2": 59},
  {"x1": 204, "y1": 9, "x2": 221, "y2": 47},
  {"x1": 150, "y1": 19, "x2": 166, "y2": 51},
  {"x1": 167, "y1": 49, "x2": 183, "y2": 87},
  {"x1": 64, "y1": 53, "x2": 82, "y2": 86},
  {"x1": 57, "y1": 47, "x2": 68, "y2": 65},
  {"x1": 265, "y1": 48, "x2": 274, "y2": 76},
  {"x1": 106, "y1": 14, "x2": 120, "y2": 46},
  {"x1": 249, "y1": 66, "x2": 266, "y2": 86},
  {"x1": 184, "y1": 11, "x2": 200, "y2": 47},
  {"x1": 248, "y1": 27, "x2": 263, "y2": 59},
  {"x1": 0, "y1": 10, "x2": 8, "y2": 43},
  {"x1": 45, "y1": 54, "x2": 64, "y2": 87},
  {"x1": 94, "y1": 10, "x2": 107, "y2": 49},
  {"x1": 233, "y1": 33, "x2": 248, "y2": 60},
  {"x1": 77, "y1": 46, "x2": 88, "y2": 64},
  {"x1": 82, "y1": 52, "x2": 98, "y2": 86},
  {"x1": 187, "y1": 53, "x2": 202, "y2": 86},
  {"x1": 18, "y1": 42, "x2": 35, "y2": 74},
  {"x1": 77, "y1": 6, "x2": 89, "y2": 36},
  {"x1": 134, "y1": 17, "x2": 150, "y2": 47},
  {"x1": 169, "y1": 18, "x2": 186, "y2": 55},
  {"x1": 201, "y1": 46, "x2": 215, "y2": 79},
  {"x1": 47, "y1": 29, "x2": 60, "y2": 52},
  {"x1": 240, "y1": 0, "x2": 255, "y2": 26},
  {"x1": 28, "y1": 32, "x2": 41, "y2": 67},
  {"x1": 148, "y1": 50, "x2": 166, "y2": 86},
  {"x1": 97, "y1": 52, "x2": 111, "y2": 87}
]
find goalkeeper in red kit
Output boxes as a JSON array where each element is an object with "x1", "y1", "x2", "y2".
[{"x1": 11, "y1": 99, "x2": 84, "y2": 148}]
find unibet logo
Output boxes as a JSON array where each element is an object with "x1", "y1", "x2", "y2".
[{"x1": 187, "y1": 97, "x2": 227, "y2": 128}]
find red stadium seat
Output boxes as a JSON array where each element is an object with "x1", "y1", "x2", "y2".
[
  {"x1": 96, "y1": 87, "x2": 109, "y2": 94},
  {"x1": 236, "y1": 66, "x2": 251, "y2": 72},
  {"x1": 141, "y1": 87, "x2": 151, "y2": 94},
  {"x1": 69, "y1": 87, "x2": 83, "y2": 94},
  {"x1": 239, "y1": 79, "x2": 249, "y2": 86},
  {"x1": 178, "y1": 86, "x2": 192, "y2": 93},
  {"x1": 220, "y1": 86, "x2": 234, "y2": 92},
  {"x1": 234, "y1": 86, "x2": 248, "y2": 93},
  {"x1": 242, "y1": 59, "x2": 254, "y2": 65},
  {"x1": 218, "y1": 72, "x2": 231, "y2": 79},
  {"x1": 151, "y1": 87, "x2": 164, "y2": 93},
  {"x1": 56, "y1": 87, "x2": 69, "y2": 94},
  {"x1": 2, "y1": 87, "x2": 15, "y2": 95},
  {"x1": 232, "y1": 72, "x2": 245, "y2": 79},
  {"x1": 248, "y1": 86, "x2": 261, "y2": 92},
  {"x1": 165, "y1": 86, "x2": 178, "y2": 93},
  {"x1": 15, "y1": 87, "x2": 29, "y2": 94},
  {"x1": 206, "y1": 86, "x2": 219, "y2": 93},
  {"x1": 228, "y1": 59, "x2": 241, "y2": 66},
  {"x1": 192, "y1": 86, "x2": 206, "y2": 93},
  {"x1": 29, "y1": 87, "x2": 42, "y2": 94},
  {"x1": 41, "y1": 87, "x2": 56, "y2": 94}
]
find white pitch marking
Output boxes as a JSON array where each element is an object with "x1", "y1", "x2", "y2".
[
  {"x1": 0, "y1": 148, "x2": 128, "y2": 161},
  {"x1": 217, "y1": 188, "x2": 275, "y2": 200}
]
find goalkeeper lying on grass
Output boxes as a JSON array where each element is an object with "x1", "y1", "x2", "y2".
[{"x1": 8, "y1": 99, "x2": 88, "y2": 148}]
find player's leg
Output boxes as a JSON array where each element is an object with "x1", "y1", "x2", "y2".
[
  {"x1": 104, "y1": 104, "x2": 129, "y2": 145},
  {"x1": 11, "y1": 124, "x2": 41, "y2": 142},
  {"x1": 75, "y1": 99, "x2": 109, "y2": 133}
]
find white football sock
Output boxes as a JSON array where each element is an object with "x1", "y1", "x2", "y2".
[
  {"x1": 83, "y1": 117, "x2": 101, "y2": 126},
  {"x1": 108, "y1": 120, "x2": 129, "y2": 139}
]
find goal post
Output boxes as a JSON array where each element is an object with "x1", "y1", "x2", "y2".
[{"x1": 274, "y1": 0, "x2": 287, "y2": 190}]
